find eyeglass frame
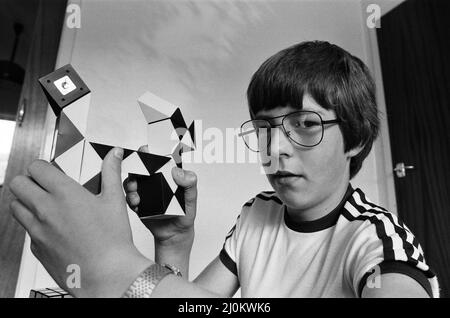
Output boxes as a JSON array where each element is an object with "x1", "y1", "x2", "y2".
[{"x1": 239, "y1": 110, "x2": 341, "y2": 152}]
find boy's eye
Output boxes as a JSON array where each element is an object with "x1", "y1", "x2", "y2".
[
  {"x1": 307, "y1": 120, "x2": 322, "y2": 127},
  {"x1": 293, "y1": 119, "x2": 320, "y2": 128}
]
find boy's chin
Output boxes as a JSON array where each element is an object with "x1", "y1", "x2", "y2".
[{"x1": 274, "y1": 187, "x2": 312, "y2": 210}]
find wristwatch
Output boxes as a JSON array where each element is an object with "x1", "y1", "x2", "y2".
[
  {"x1": 162, "y1": 263, "x2": 183, "y2": 277},
  {"x1": 122, "y1": 263, "x2": 181, "y2": 298}
]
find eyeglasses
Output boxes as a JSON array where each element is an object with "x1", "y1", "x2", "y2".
[{"x1": 239, "y1": 110, "x2": 341, "y2": 152}]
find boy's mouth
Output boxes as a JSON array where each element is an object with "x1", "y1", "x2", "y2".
[
  {"x1": 270, "y1": 171, "x2": 304, "y2": 185},
  {"x1": 271, "y1": 170, "x2": 302, "y2": 177}
]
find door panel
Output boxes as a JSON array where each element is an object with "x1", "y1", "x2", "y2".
[{"x1": 377, "y1": 0, "x2": 450, "y2": 297}]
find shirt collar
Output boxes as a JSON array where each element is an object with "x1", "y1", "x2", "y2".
[{"x1": 284, "y1": 184, "x2": 354, "y2": 233}]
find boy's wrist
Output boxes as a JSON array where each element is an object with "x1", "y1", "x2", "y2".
[
  {"x1": 72, "y1": 248, "x2": 153, "y2": 298},
  {"x1": 154, "y1": 231, "x2": 194, "y2": 278},
  {"x1": 154, "y1": 228, "x2": 194, "y2": 249}
]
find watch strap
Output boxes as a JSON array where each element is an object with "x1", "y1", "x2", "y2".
[{"x1": 122, "y1": 263, "x2": 173, "y2": 298}]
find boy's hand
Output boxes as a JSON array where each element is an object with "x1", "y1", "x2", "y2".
[
  {"x1": 9, "y1": 148, "x2": 152, "y2": 297},
  {"x1": 123, "y1": 146, "x2": 197, "y2": 247}
]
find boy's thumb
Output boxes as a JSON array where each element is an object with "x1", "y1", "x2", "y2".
[
  {"x1": 171, "y1": 167, "x2": 197, "y2": 216},
  {"x1": 101, "y1": 147, "x2": 124, "y2": 199}
]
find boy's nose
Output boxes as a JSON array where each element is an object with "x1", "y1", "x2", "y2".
[{"x1": 268, "y1": 127, "x2": 293, "y2": 158}]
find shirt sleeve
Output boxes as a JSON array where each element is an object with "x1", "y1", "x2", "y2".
[
  {"x1": 219, "y1": 214, "x2": 241, "y2": 276},
  {"x1": 347, "y1": 213, "x2": 439, "y2": 298}
]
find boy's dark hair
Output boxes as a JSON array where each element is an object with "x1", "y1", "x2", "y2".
[{"x1": 247, "y1": 40, "x2": 379, "y2": 179}]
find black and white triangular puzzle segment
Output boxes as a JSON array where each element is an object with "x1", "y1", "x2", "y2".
[
  {"x1": 39, "y1": 64, "x2": 197, "y2": 218},
  {"x1": 138, "y1": 92, "x2": 196, "y2": 156}
]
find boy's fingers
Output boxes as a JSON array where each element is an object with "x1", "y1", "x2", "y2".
[
  {"x1": 126, "y1": 192, "x2": 140, "y2": 207},
  {"x1": 10, "y1": 199, "x2": 38, "y2": 236},
  {"x1": 101, "y1": 148, "x2": 124, "y2": 199},
  {"x1": 27, "y1": 160, "x2": 73, "y2": 194},
  {"x1": 123, "y1": 177, "x2": 137, "y2": 193},
  {"x1": 9, "y1": 175, "x2": 50, "y2": 214},
  {"x1": 138, "y1": 145, "x2": 149, "y2": 153}
]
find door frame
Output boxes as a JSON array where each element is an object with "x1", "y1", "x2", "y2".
[
  {"x1": 359, "y1": 1, "x2": 399, "y2": 215},
  {"x1": 13, "y1": 2, "x2": 79, "y2": 297}
]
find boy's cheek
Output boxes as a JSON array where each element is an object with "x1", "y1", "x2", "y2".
[{"x1": 301, "y1": 146, "x2": 346, "y2": 182}]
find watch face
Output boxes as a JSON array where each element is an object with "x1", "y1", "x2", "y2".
[{"x1": 163, "y1": 264, "x2": 182, "y2": 277}]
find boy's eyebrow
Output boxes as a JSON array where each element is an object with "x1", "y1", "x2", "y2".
[
  {"x1": 254, "y1": 108, "x2": 328, "y2": 119},
  {"x1": 302, "y1": 108, "x2": 327, "y2": 117},
  {"x1": 253, "y1": 114, "x2": 272, "y2": 120}
]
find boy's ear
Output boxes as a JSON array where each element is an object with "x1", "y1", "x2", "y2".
[{"x1": 346, "y1": 143, "x2": 364, "y2": 159}]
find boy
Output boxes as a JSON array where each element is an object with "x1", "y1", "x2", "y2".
[
  {"x1": 125, "y1": 41, "x2": 439, "y2": 298},
  {"x1": 10, "y1": 41, "x2": 439, "y2": 297}
]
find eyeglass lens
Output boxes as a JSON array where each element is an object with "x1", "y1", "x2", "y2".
[{"x1": 240, "y1": 112, "x2": 324, "y2": 152}]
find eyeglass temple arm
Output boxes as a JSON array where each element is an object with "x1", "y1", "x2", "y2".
[
  {"x1": 238, "y1": 129, "x2": 255, "y2": 137},
  {"x1": 322, "y1": 119, "x2": 341, "y2": 124},
  {"x1": 238, "y1": 121, "x2": 287, "y2": 137}
]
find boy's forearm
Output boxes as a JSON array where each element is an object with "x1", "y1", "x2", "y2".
[
  {"x1": 76, "y1": 250, "x2": 213, "y2": 298},
  {"x1": 154, "y1": 231, "x2": 194, "y2": 279}
]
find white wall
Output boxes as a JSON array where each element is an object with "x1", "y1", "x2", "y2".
[{"x1": 16, "y1": 0, "x2": 397, "y2": 296}]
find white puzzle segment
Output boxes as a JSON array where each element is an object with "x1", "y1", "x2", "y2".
[
  {"x1": 121, "y1": 151, "x2": 150, "y2": 180},
  {"x1": 155, "y1": 158, "x2": 178, "y2": 193},
  {"x1": 61, "y1": 93, "x2": 91, "y2": 136},
  {"x1": 147, "y1": 119, "x2": 179, "y2": 156},
  {"x1": 79, "y1": 142, "x2": 103, "y2": 185},
  {"x1": 138, "y1": 91, "x2": 177, "y2": 123},
  {"x1": 165, "y1": 195, "x2": 185, "y2": 216},
  {"x1": 180, "y1": 132, "x2": 195, "y2": 152},
  {"x1": 54, "y1": 139, "x2": 85, "y2": 182}
]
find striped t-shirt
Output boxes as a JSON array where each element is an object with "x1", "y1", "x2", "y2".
[{"x1": 220, "y1": 185, "x2": 439, "y2": 297}]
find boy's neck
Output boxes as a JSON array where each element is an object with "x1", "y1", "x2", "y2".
[{"x1": 286, "y1": 178, "x2": 351, "y2": 223}]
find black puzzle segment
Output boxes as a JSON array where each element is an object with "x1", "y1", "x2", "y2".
[
  {"x1": 83, "y1": 172, "x2": 102, "y2": 195},
  {"x1": 131, "y1": 173, "x2": 174, "y2": 218},
  {"x1": 170, "y1": 108, "x2": 188, "y2": 134},
  {"x1": 90, "y1": 142, "x2": 134, "y2": 160},
  {"x1": 137, "y1": 151, "x2": 171, "y2": 174},
  {"x1": 123, "y1": 148, "x2": 134, "y2": 159},
  {"x1": 90, "y1": 142, "x2": 113, "y2": 159},
  {"x1": 180, "y1": 127, "x2": 196, "y2": 151},
  {"x1": 38, "y1": 64, "x2": 90, "y2": 116},
  {"x1": 54, "y1": 112, "x2": 84, "y2": 158},
  {"x1": 174, "y1": 186, "x2": 186, "y2": 214},
  {"x1": 189, "y1": 121, "x2": 196, "y2": 147}
]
